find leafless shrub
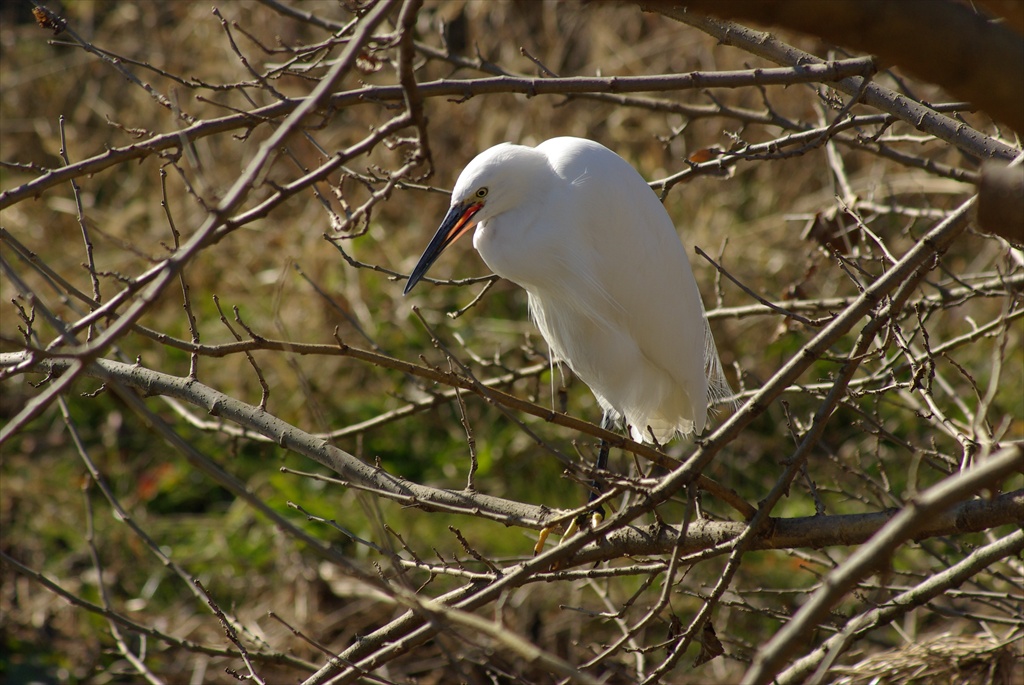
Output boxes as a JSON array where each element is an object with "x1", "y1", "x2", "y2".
[{"x1": 1, "y1": 1, "x2": 1021, "y2": 683}]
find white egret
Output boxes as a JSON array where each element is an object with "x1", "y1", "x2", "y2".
[{"x1": 405, "y1": 136, "x2": 732, "y2": 448}]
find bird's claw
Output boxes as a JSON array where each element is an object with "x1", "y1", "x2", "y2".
[
  {"x1": 534, "y1": 525, "x2": 553, "y2": 556},
  {"x1": 533, "y1": 505, "x2": 606, "y2": 555}
]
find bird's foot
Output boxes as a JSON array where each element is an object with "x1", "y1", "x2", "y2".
[
  {"x1": 533, "y1": 525, "x2": 553, "y2": 556},
  {"x1": 563, "y1": 506, "x2": 605, "y2": 540},
  {"x1": 533, "y1": 505, "x2": 606, "y2": 556}
]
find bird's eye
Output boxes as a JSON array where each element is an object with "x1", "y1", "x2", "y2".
[{"x1": 475, "y1": 187, "x2": 488, "y2": 199}]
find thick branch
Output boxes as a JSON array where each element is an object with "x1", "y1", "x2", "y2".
[
  {"x1": 567, "y1": 488, "x2": 1024, "y2": 565},
  {"x1": 642, "y1": 0, "x2": 1024, "y2": 134},
  {"x1": 0, "y1": 352, "x2": 549, "y2": 529},
  {"x1": 644, "y1": 3, "x2": 1019, "y2": 161},
  {"x1": 978, "y1": 161, "x2": 1024, "y2": 244}
]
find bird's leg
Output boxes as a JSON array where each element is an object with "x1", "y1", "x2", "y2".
[
  {"x1": 563, "y1": 410, "x2": 614, "y2": 539},
  {"x1": 587, "y1": 410, "x2": 614, "y2": 527},
  {"x1": 534, "y1": 411, "x2": 615, "y2": 555},
  {"x1": 689, "y1": 481, "x2": 705, "y2": 520}
]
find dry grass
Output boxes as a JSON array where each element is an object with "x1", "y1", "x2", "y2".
[{"x1": 831, "y1": 633, "x2": 1020, "y2": 685}]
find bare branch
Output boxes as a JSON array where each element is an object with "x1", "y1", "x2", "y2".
[{"x1": 745, "y1": 444, "x2": 1023, "y2": 684}]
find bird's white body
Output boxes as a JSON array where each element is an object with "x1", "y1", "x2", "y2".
[{"x1": 408, "y1": 137, "x2": 731, "y2": 443}]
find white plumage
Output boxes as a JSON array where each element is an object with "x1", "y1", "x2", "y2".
[{"x1": 405, "y1": 137, "x2": 731, "y2": 443}]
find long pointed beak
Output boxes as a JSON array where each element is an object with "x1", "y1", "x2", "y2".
[{"x1": 404, "y1": 202, "x2": 483, "y2": 294}]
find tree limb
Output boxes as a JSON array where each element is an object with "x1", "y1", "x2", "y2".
[{"x1": 639, "y1": 0, "x2": 1024, "y2": 134}]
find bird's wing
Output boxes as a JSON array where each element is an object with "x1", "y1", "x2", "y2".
[{"x1": 542, "y1": 139, "x2": 711, "y2": 430}]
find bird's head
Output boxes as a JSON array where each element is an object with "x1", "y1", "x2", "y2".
[{"x1": 404, "y1": 143, "x2": 550, "y2": 294}]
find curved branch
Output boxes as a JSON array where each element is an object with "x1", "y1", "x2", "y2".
[
  {"x1": 2, "y1": 350, "x2": 752, "y2": 526},
  {"x1": 0, "y1": 352, "x2": 550, "y2": 527}
]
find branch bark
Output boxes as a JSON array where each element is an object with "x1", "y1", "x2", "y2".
[
  {"x1": 642, "y1": 2, "x2": 1020, "y2": 160},
  {"x1": 978, "y1": 161, "x2": 1024, "y2": 244},
  {"x1": 639, "y1": 0, "x2": 1024, "y2": 134}
]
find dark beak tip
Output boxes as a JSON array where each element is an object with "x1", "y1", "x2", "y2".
[
  {"x1": 403, "y1": 269, "x2": 426, "y2": 295},
  {"x1": 403, "y1": 201, "x2": 476, "y2": 296}
]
